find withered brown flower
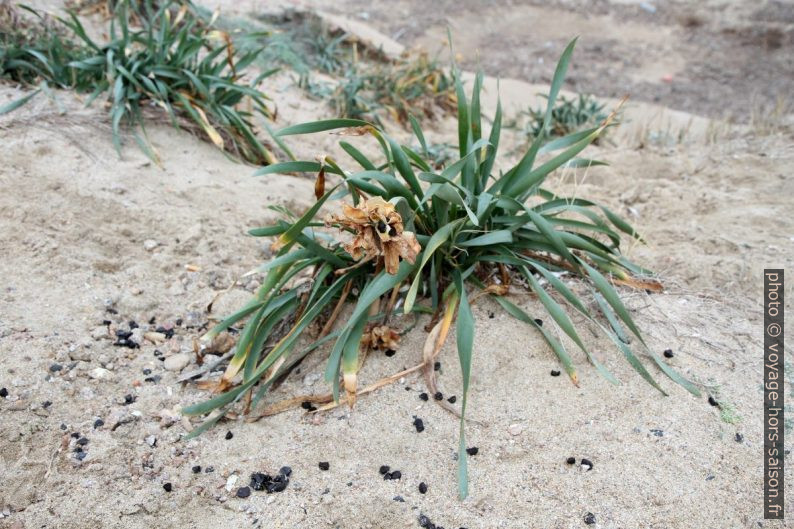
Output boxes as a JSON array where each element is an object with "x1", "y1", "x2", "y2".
[
  {"x1": 326, "y1": 197, "x2": 420, "y2": 274},
  {"x1": 361, "y1": 325, "x2": 401, "y2": 351}
]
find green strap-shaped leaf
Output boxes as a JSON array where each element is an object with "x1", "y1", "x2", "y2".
[
  {"x1": 404, "y1": 219, "x2": 465, "y2": 313},
  {"x1": 277, "y1": 118, "x2": 371, "y2": 136}
]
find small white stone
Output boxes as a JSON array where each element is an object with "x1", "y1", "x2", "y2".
[
  {"x1": 225, "y1": 475, "x2": 238, "y2": 492},
  {"x1": 89, "y1": 367, "x2": 114, "y2": 381},
  {"x1": 90, "y1": 326, "x2": 108, "y2": 340},
  {"x1": 145, "y1": 435, "x2": 157, "y2": 447},
  {"x1": 163, "y1": 353, "x2": 190, "y2": 372},
  {"x1": 508, "y1": 423, "x2": 523, "y2": 436},
  {"x1": 143, "y1": 239, "x2": 159, "y2": 251}
]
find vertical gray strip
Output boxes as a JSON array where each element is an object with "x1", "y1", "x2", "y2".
[{"x1": 764, "y1": 269, "x2": 784, "y2": 519}]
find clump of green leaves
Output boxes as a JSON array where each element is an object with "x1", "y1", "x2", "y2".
[
  {"x1": 1, "y1": 0, "x2": 278, "y2": 164},
  {"x1": 183, "y1": 39, "x2": 700, "y2": 498},
  {"x1": 525, "y1": 92, "x2": 608, "y2": 138}
]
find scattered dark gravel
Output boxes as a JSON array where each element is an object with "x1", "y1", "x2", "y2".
[
  {"x1": 584, "y1": 512, "x2": 596, "y2": 525},
  {"x1": 534, "y1": 318, "x2": 543, "y2": 326},
  {"x1": 123, "y1": 394, "x2": 136, "y2": 405},
  {"x1": 447, "y1": 395, "x2": 457, "y2": 404},
  {"x1": 418, "y1": 482, "x2": 428, "y2": 494},
  {"x1": 76, "y1": 437, "x2": 89, "y2": 446},
  {"x1": 663, "y1": 348, "x2": 675, "y2": 358},
  {"x1": 385, "y1": 349, "x2": 396, "y2": 357},
  {"x1": 433, "y1": 392, "x2": 443, "y2": 401},
  {"x1": 142, "y1": 368, "x2": 152, "y2": 375},
  {"x1": 192, "y1": 465, "x2": 202, "y2": 474},
  {"x1": 550, "y1": 369, "x2": 561, "y2": 377},
  {"x1": 566, "y1": 457, "x2": 576, "y2": 465},
  {"x1": 650, "y1": 429, "x2": 664, "y2": 437},
  {"x1": 93, "y1": 419, "x2": 104, "y2": 429},
  {"x1": 49, "y1": 363, "x2": 63, "y2": 372},
  {"x1": 280, "y1": 466, "x2": 292, "y2": 477},
  {"x1": 0, "y1": 387, "x2": 7, "y2": 398},
  {"x1": 129, "y1": 321, "x2": 139, "y2": 329},
  {"x1": 735, "y1": 433, "x2": 744, "y2": 443},
  {"x1": 42, "y1": 400, "x2": 52, "y2": 408},
  {"x1": 236, "y1": 486, "x2": 251, "y2": 498},
  {"x1": 419, "y1": 392, "x2": 429, "y2": 401},
  {"x1": 71, "y1": 432, "x2": 80, "y2": 438},
  {"x1": 581, "y1": 458, "x2": 593, "y2": 470},
  {"x1": 708, "y1": 396, "x2": 721, "y2": 408},
  {"x1": 163, "y1": 483, "x2": 172, "y2": 492},
  {"x1": 393, "y1": 495, "x2": 405, "y2": 502},
  {"x1": 301, "y1": 401, "x2": 317, "y2": 411},
  {"x1": 434, "y1": 362, "x2": 441, "y2": 371},
  {"x1": 466, "y1": 447, "x2": 478, "y2": 456},
  {"x1": 384, "y1": 470, "x2": 401, "y2": 480},
  {"x1": 413, "y1": 416, "x2": 425, "y2": 433},
  {"x1": 205, "y1": 466, "x2": 214, "y2": 473},
  {"x1": 488, "y1": 312, "x2": 495, "y2": 319},
  {"x1": 318, "y1": 462, "x2": 330, "y2": 471},
  {"x1": 225, "y1": 431, "x2": 234, "y2": 440}
]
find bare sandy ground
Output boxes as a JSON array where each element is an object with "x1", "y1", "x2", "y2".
[{"x1": 1, "y1": 1, "x2": 793, "y2": 528}]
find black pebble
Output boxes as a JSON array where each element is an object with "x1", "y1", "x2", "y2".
[
  {"x1": 418, "y1": 515, "x2": 432, "y2": 528},
  {"x1": 142, "y1": 368, "x2": 152, "y2": 375},
  {"x1": 581, "y1": 458, "x2": 593, "y2": 470},
  {"x1": 0, "y1": 388, "x2": 7, "y2": 398},
  {"x1": 584, "y1": 512, "x2": 596, "y2": 525},
  {"x1": 447, "y1": 395, "x2": 457, "y2": 404},
  {"x1": 75, "y1": 451, "x2": 87, "y2": 461},
  {"x1": 60, "y1": 423, "x2": 67, "y2": 430},
  {"x1": 534, "y1": 318, "x2": 543, "y2": 326},
  {"x1": 550, "y1": 369, "x2": 561, "y2": 377},
  {"x1": 466, "y1": 447, "x2": 478, "y2": 456},
  {"x1": 650, "y1": 429, "x2": 664, "y2": 437},
  {"x1": 434, "y1": 362, "x2": 441, "y2": 371},
  {"x1": 76, "y1": 437, "x2": 89, "y2": 446},
  {"x1": 318, "y1": 462, "x2": 330, "y2": 471},
  {"x1": 266, "y1": 479, "x2": 288, "y2": 493},
  {"x1": 301, "y1": 401, "x2": 314, "y2": 410},
  {"x1": 102, "y1": 319, "x2": 112, "y2": 326},
  {"x1": 148, "y1": 316, "x2": 156, "y2": 325},
  {"x1": 419, "y1": 392, "x2": 429, "y2": 401},
  {"x1": 42, "y1": 400, "x2": 52, "y2": 408},
  {"x1": 106, "y1": 307, "x2": 118, "y2": 315},
  {"x1": 418, "y1": 482, "x2": 428, "y2": 494},
  {"x1": 389, "y1": 470, "x2": 401, "y2": 480},
  {"x1": 379, "y1": 465, "x2": 390, "y2": 475},
  {"x1": 129, "y1": 321, "x2": 139, "y2": 330},
  {"x1": 225, "y1": 431, "x2": 234, "y2": 440},
  {"x1": 93, "y1": 419, "x2": 104, "y2": 429},
  {"x1": 71, "y1": 432, "x2": 80, "y2": 438},
  {"x1": 250, "y1": 472, "x2": 272, "y2": 491},
  {"x1": 144, "y1": 375, "x2": 161, "y2": 383},
  {"x1": 433, "y1": 392, "x2": 443, "y2": 401},
  {"x1": 385, "y1": 349, "x2": 396, "y2": 357},
  {"x1": 123, "y1": 394, "x2": 136, "y2": 405},
  {"x1": 163, "y1": 483, "x2": 172, "y2": 492},
  {"x1": 488, "y1": 312, "x2": 495, "y2": 319},
  {"x1": 176, "y1": 318, "x2": 183, "y2": 326},
  {"x1": 735, "y1": 433, "x2": 743, "y2": 443},
  {"x1": 192, "y1": 465, "x2": 202, "y2": 474},
  {"x1": 49, "y1": 363, "x2": 63, "y2": 372},
  {"x1": 413, "y1": 417, "x2": 425, "y2": 433},
  {"x1": 205, "y1": 466, "x2": 214, "y2": 473},
  {"x1": 280, "y1": 466, "x2": 292, "y2": 477},
  {"x1": 393, "y1": 495, "x2": 405, "y2": 502},
  {"x1": 236, "y1": 486, "x2": 251, "y2": 498},
  {"x1": 663, "y1": 348, "x2": 674, "y2": 358},
  {"x1": 115, "y1": 330, "x2": 132, "y2": 340},
  {"x1": 708, "y1": 396, "x2": 721, "y2": 408},
  {"x1": 566, "y1": 457, "x2": 576, "y2": 465}
]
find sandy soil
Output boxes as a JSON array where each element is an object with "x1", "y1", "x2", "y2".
[{"x1": 1, "y1": 1, "x2": 793, "y2": 528}]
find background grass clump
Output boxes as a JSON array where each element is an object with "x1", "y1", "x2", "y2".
[
  {"x1": 221, "y1": 11, "x2": 456, "y2": 127},
  {"x1": 183, "y1": 39, "x2": 701, "y2": 498},
  {"x1": 0, "y1": 0, "x2": 279, "y2": 164}
]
